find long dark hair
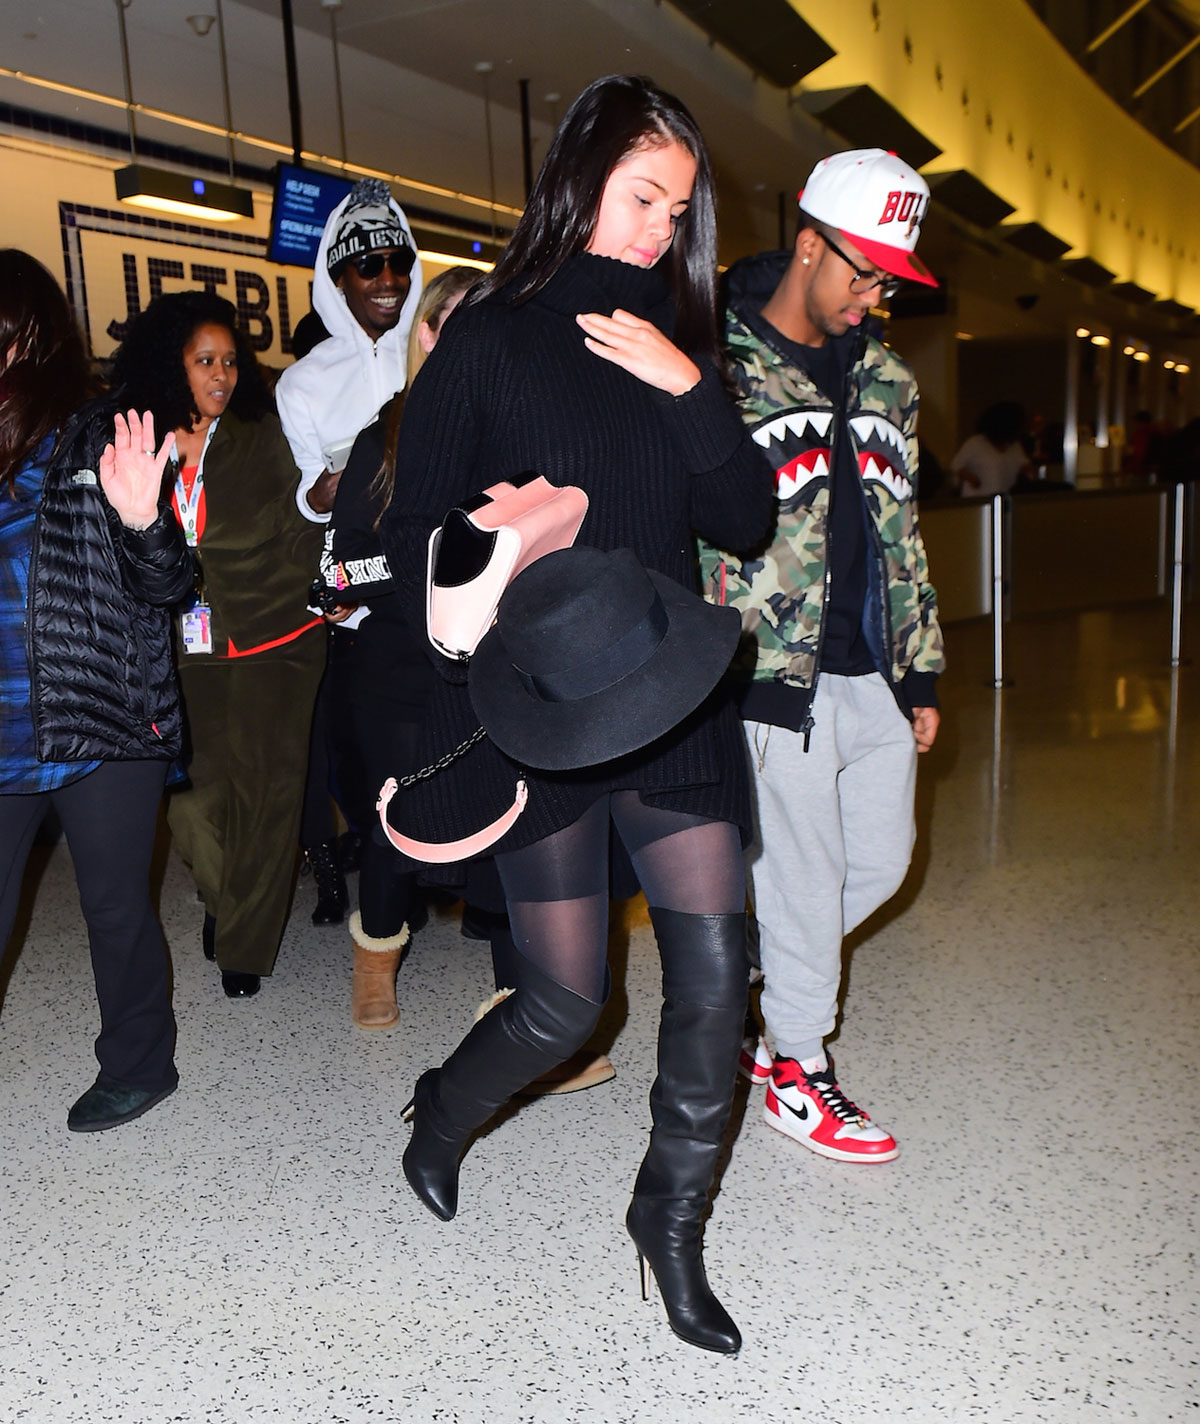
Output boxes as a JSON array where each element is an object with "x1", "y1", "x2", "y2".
[
  {"x1": 470, "y1": 74, "x2": 721, "y2": 362},
  {"x1": 0, "y1": 250, "x2": 90, "y2": 495},
  {"x1": 112, "y1": 290, "x2": 272, "y2": 434}
]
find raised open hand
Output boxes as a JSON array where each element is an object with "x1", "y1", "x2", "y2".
[{"x1": 99, "y1": 410, "x2": 176, "y2": 530}]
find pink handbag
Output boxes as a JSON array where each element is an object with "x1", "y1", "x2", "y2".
[
  {"x1": 379, "y1": 477, "x2": 587, "y2": 864},
  {"x1": 425, "y1": 476, "x2": 589, "y2": 660}
]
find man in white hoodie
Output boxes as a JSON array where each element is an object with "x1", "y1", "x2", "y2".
[
  {"x1": 277, "y1": 178, "x2": 424, "y2": 520},
  {"x1": 276, "y1": 180, "x2": 424, "y2": 927}
]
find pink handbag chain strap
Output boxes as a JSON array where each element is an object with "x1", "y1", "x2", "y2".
[
  {"x1": 375, "y1": 725, "x2": 528, "y2": 865},
  {"x1": 394, "y1": 724, "x2": 489, "y2": 786}
]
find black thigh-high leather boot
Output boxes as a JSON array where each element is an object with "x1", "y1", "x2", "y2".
[
  {"x1": 627, "y1": 908, "x2": 748, "y2": 1355},
  {"x1": 402, "y1": 949, "x2": 605, "y2": 1221}
]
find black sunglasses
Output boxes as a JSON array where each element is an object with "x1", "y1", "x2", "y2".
[
  {"x1": 349, "y1": 248, "x2": 415, "y2": 280},
  {"x1": 818, "y1": 232, "x2": 901, "y2": 300}
]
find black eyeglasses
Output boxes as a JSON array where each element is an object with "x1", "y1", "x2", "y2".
[
  {"x1": 349, "y1": 248, "x2": 415, "y2": 280},
  {"x1": 819, "y1": 232, "x2": 901, "y2": 300}
]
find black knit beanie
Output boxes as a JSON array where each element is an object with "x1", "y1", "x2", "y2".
[{"x1": 326, "y1": 179, "x2": 414, "y2": 278}]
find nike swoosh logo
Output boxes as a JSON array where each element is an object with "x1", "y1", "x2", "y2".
[{"x1": 779, "y1": 1097, "x2": 809, "y2": 1122}]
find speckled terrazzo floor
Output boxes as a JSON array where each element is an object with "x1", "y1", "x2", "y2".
[{"x1": 2, "y1": 605, "x2": 1197, "y2": 1424}]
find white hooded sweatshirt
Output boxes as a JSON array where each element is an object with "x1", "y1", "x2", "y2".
[{"x1": 275, "y1": 188, "x2": 424, "y2": 524}]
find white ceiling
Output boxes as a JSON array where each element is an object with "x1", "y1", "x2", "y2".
[
  {"x1": 5, "y1": 0, "x2": 1198, "y2": 345},
  {"x1": 0, "y1": 0, "x2": 834, "y2": 256}
]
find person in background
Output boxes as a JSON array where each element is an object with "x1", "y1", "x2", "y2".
[
  {"x1": 952, "y1": 400, "x2": 1031, "y2": 496},
  {"x1": 290, "y1": 309, "x2": 330, "y2": 362},
  {"x1": 0, "y1": 250, "x2": 191, "y2": 1130},
  {"x1": 276, "y1": 180, "x2": 425, "y2": 925},
  {"x1": 320, "y1": 264, "x2": 477, "y2": 1029},
  {"x1": 699, "y1": 148, "x2": 944, "y2": 1165},
  {"x1": 916, "y1": 437, "x2": 947, "y2": 500},
  {"x1": 379, "y1": 74, "x2": 774, "y2": 1355},
  {"x1": 1126, "y1": 407, "x2": 1170, "y2": 482},
  {"x1": 1160, "y1": 415, "x2": 1200, "y2": 484},
  {"x1": 113, "y1": 291, "x2": 325, "y2": 999}
]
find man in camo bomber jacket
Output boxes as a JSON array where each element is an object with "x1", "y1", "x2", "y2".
[{"x1": 698, "y1": 150, "x2": 945, "y2": 1164}]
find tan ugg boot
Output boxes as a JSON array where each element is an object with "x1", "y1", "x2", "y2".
[
  {"x1": 517, "y1": 1050, "x2": 616, "y2": 1095},
  {"x1": 473, "y1": 988, "x2": 514, "y2": 1022},
  {"x1": 350, "y1": 911, "x2": 409, "y2": 1029},
  {"x1": 473, "y1": 989, "x2": 615, "y2": 1094}
]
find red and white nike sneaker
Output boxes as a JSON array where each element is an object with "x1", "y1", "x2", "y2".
[
  {"x1": 738, "y1": 1033, "x2": 773, "y2": 1086},
  {"x1": 763, "y1": 1053, "x2": 899, "y2": 1162}
]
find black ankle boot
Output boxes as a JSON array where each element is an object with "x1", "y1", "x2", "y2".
[
  {"x1": 402, "y1": 954, "x2": 605, "y2": 1221},
  {"x1": 306, "y1": 840, "x2": 347, "y2": 925},
  {"x1": 628, "y1": 908, "x2": 748, "y2": 1355}
]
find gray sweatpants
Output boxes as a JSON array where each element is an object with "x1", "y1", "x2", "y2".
[{"x1": 743, "y1": 672, "x2": 917, "y2": 1061}]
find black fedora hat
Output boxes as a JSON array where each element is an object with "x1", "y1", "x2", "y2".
[{"x1": 468, "y1": 546, "x2": 740, "y2": 771}]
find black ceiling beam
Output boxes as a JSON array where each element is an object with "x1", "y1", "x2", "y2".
[
  {"x1": 1001, "y1": 222, "x2": 1072, "y2": 261},
  {"x1": 665, "y1": 0, "x2": 835, "y2": 88},
  {"x1": 798, "y1": 86, "x2": 941, "y2": 169},
  {"x1": 1111, "y1": 280, "x2": 1156, "y2": 304},
  {"x1": 924, "y1": 169, "x2": 1015, "y2": 229},
  {"x1": 1061, "y1": 256, "x2": 1116, "y2": 287}
]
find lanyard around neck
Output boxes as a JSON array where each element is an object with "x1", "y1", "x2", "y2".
[{"x1": 173, "y1": 418, "x2": 219, "y2": 547}]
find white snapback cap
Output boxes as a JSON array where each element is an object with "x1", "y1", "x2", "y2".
[{"x1": 799, "y1": 148, "x2": 937, "y2": 288}]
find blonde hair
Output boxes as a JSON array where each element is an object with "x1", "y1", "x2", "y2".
[
  {"x1": 374, "y1": 265, "x2": 479, "y2": 523},
  {"x1": 404, "y1": 265, "x2": 479, "y2": 380}
]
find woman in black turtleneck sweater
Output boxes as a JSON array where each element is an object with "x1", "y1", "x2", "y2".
[{"x1": 379, "y1": 75, "x2": 772, "y2": 1356}]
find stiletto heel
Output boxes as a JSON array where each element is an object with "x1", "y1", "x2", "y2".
[
  {"x1": 636, "y1": 1249, "x2": 674, "y2": 1329},
  {"x1": 627, "y1": 1201, "x2": 741, "y2": 1354}
]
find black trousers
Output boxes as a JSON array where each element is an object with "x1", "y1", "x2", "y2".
[
  {"x1": 346, "y1": 619, "x2": 428, "y2": 939},
  {"x1": 0, "y1": 760, "x2": 177, "y2": 1090},
  {"x1": 300, "y1": 625, "x2": 370, "y2": 848}
]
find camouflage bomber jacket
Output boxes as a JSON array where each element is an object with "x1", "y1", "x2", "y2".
[{"x1": 697, "y1": 258, "x2": 945, "y2": 720}]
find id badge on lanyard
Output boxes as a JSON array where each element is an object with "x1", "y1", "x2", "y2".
[
  {"x1": 180, "y1": 602, "x2": 213, "y2": 655},
  {"x1": 176, "y1": 420, "x2": 218, "y2": 654}
]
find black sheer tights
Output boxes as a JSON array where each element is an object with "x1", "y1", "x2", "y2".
[{"x1": 493, "y1": 791, "x2": 744, "y2": 1003}]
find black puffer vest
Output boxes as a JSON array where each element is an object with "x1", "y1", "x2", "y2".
[{"x1": 28, "y1": 400, "x2": 194, "y2": 762}]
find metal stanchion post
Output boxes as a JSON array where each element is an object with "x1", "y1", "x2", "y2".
[
  {"x1": 1169, "y1": 482, "x2": 1186, "y2": 667},
  {"x1": 990, "y1": 493, "x2": 1012, "y2": 688}
]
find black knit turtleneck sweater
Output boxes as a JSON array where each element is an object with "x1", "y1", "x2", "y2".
[{"x1": 379, "y1": 252, "x2": 774, "y2": 858}]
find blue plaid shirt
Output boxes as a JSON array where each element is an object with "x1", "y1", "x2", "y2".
[{"x1": 0, "y1": 435, "x2": 101, "y2": 794}]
